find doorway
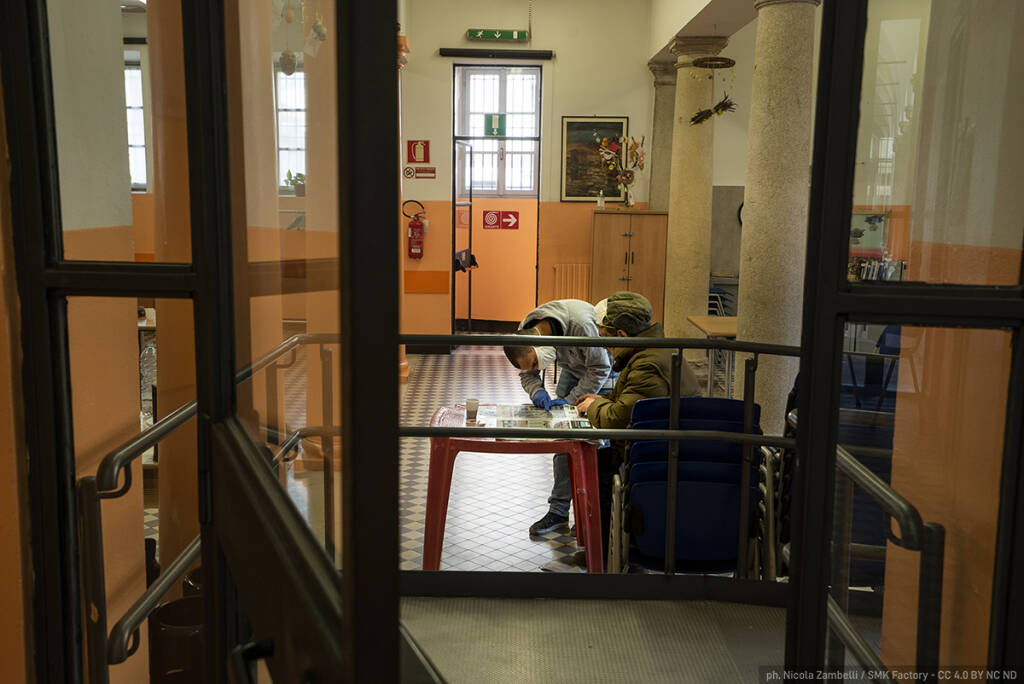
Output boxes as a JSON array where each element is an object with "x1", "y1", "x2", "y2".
[{"x1": 452, "y1": 64, "x2": 541, "y2": 332}]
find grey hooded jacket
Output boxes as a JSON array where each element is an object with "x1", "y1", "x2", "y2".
[{"x1": 518, "y1": 299, "x2": 613, "y2": 404}]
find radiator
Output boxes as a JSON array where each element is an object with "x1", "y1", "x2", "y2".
[{"x1": 552, "y1": 263, "x2": 591, "y2": 302}]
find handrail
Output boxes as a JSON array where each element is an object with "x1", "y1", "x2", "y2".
[
  {"x1": 96, "y1": 333, "x2": 342, "y2": 494},
  {"x1": 787, "y1": 409, "x2": 944, "y2": 675},
  {"x1": 401, "y1": 332, "x2": 802, "y2": 356},
  {"x1": 81, "y1": 332, "x2": 341, "y2": 684},
  {"x1": 399, "y1": 425, "x2": 794, "y2": 448},
  {"x1": 826, "y1": 595, "x2": 887, "y2": 671},
  {"x1": 108, "y1": 536, "x2": 201, "y2": 665}
]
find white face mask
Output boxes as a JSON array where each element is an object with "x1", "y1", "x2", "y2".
[{"x1": 533, "y1": 345, "x2": 556, "y2": 372}]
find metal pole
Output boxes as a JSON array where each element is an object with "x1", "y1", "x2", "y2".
[
  {"x1": 321, "y1": 347, "x2": 336, "y2": 561},
  {"x1": 664, "y1": 351, "x2": 682, "y2": 574},
  {"x1": 266, "y1": 361, "x2": 279, "y2": 445},
  {"x1": 915, "y1": 522, "x2": 945, "y2": 678},
  {"x1": 467, "y1": 147, "x2": 473, "y2": 334},
  {"x1": 737, "y1": 356, "x2": 757, "y2": 578}
]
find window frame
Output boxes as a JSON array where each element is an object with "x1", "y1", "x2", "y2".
[
  {"x1": 123, "y1": 52, "x2": 149, "y2": 192},
  {"x1": 454, "y1": 64, "x2": 541, "y2": 198}
]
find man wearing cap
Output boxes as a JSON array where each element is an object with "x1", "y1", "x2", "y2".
[
  {"x1": 575, "y1": 291, "x2": 701, "y2": 561},
  {"x1": 503, "y1": 299, "x2": 615, "y2": 535}
]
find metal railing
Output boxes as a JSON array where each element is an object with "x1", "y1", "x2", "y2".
[
  {"x1": 79, "y1": 333, "x2": 341, "y2": 683},
  {"x1": 400, "y1": 333, "x2": 801, "y2": 577},
  {"x1": 786, "y1": 410, "x2": 945, "y2": 676}
]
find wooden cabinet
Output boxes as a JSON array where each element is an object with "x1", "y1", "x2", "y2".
[{"x1": 591, "y1": 210, "x2": 667, "y2": 321}]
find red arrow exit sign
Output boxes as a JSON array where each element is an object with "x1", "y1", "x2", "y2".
[{"x1": 482, "y1": 210, "x2": 519, "y2": 230}]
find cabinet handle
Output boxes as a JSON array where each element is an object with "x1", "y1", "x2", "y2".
[
  {"x1": 631, "y1": 252, "x2": 635, "y2": 264},
  {"x1": 624, "y1": 251, "x2": 628, "y2": 265}
]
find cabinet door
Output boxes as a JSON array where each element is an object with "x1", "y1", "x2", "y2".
[
  {"x1": 627, "y1": 214, "x2": 668, "y2": 322},
  {"x1": 591, "y1": 213, "x2": 631, "y2": 303}
]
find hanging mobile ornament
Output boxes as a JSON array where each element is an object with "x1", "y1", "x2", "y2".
[
  {"x1": 689, "y1": 55, "x2": 737, "y2": 125},
  {"x1": 305, "y1": 6, "x2": 328, "y2": 56}
]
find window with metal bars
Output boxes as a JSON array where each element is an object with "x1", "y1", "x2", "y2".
[
  {"x1": 455, "y1": 65, "x2": 541, "y2": 197},
  {"x1": 275, "y1": 62, "x2": 307, "y2": 194}
]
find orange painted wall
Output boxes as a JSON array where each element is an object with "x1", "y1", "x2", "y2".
[
  {"x1": 131, "y1": 192, "x2": 155, "y2": 260},
  {"x1": 880, "y1": 243, "x2": 1020, "y2": 666},
  {"x1": 0, "y1": 84, "x2": 29, "y2": 684}
]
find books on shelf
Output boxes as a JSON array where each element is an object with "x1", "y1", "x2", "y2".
[{"x1": 848, "y1": 257, "x2": 906, "y2": 282}]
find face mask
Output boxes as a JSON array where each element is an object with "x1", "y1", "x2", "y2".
[{"x1": 533, "y1": 346, "x2": 556, "y2": 372}]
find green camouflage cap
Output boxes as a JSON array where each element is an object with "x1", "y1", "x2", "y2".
[{"x1": 603, "y1": 291, "x2": 653, "y2": 335}]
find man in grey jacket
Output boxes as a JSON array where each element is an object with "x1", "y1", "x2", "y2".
[{"x1": 503, "y1": 299, "x2": 614, "y2": 535}]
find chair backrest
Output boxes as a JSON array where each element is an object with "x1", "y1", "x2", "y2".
[{"x1": 629, "y1": 397, "x2": 760, "y2": 427}]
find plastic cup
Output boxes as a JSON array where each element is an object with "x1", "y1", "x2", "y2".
[{"x1": 465, "y1": 398, "x2": 479, "y2": 424}]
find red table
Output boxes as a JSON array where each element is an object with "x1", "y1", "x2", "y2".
[{"x1": 422, "y1": 404, "x2": 604, "y2": 573}]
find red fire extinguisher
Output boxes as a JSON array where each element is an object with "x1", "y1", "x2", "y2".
[{"x1": 402, "y1": 199, "x2": 427, "y2": 259}]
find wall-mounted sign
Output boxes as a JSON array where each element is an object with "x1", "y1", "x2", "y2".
[
  {"x1": 402, "y1": 166, "x2": 415, "y2": 178},
  {"x1": 407, "y1": 140, "x2": 430, "y2": 163},
  {"x1": 467, "y1": 29, "x2": 529, "y2": 42},
  {"x1": 482, "y1": 210, "x2": 519, "y2": 230},
  {"x1": 483, "y1": 113, "x2": 506, "y2": 137},
  {"x1": 413, "y1": 166, "x2": 436, "y2": 179}
]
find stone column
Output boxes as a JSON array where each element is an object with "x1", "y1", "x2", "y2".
[
  {"x1": 664, "y1": 36, "x2": 728, "y2": 350},
  {"x1": 647, "y1": 59, "x2": 677, "y2": 211},
  {"x1": 734, "y1": 0, "x2": 820, "y2": 431}
]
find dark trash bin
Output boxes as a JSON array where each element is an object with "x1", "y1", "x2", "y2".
[{"x1": 148, "y1": 595, "x2": 203, "y2": 684}]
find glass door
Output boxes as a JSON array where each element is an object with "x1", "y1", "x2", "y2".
[
  {"x1": 788, "y1": 0, "x2": 1024, "y2": 677},
  {"x1": 1, "y1": 0, "x2": 426, "y2": 681}
]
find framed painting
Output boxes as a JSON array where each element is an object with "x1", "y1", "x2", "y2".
[{"x1": 560, "y1": 116, "x2": 628, "y2": 202}]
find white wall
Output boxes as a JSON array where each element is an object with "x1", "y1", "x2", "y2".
[
  {"x1": 711, "y1": 17, "x2": 756, "y2": 187},
  {"x1": 648, "y1": 0, "x2": 712, "y2": 60},
  {"x1": 48, "y1": 0, "x2": 133, "y2": 230},
  {"x1": 402, "y1": 0, "x2": 655, "y2": 203}
]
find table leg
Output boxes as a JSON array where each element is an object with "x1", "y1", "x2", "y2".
[
  {"x1": 571, "y1": 444, "x2": 604, "y2": 573},
  {"x1": 566, "y1": 452, "x2": 583, "y2": 547},
  {"x1": 422, "y1": 438, "x2": 458, "y2": 571}
]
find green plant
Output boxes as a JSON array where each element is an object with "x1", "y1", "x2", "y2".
[{"x1": 285, "y1": 170, "x2": 306, "y2": 187}]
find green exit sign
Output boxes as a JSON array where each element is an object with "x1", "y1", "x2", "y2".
[
  {"x1": 483, "y1": 113, "x2": 506, "y2": 137},
  {"x1": 467, "y1": 28, "x2": 530, "y2": 41}
]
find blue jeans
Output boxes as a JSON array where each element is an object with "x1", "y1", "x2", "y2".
[{"x1": 548, "y1": 369, "x2": 612, "y2": 517}]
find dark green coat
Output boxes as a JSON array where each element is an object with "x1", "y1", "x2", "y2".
[{"x1": 585, "y1": 323, "x2": 701, "y2": 433}]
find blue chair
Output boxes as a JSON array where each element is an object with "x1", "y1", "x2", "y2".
[{"x1": 609, "y1": 397, "x2": 763, "y2": 574}]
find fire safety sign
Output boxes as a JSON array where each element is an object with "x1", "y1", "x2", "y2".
[
  {"x1": 407, "y1": 140, "x2": 430, "y2": 163},
  {"x1": 482, "y1": 210, "x2": 519, "y2": 230}
]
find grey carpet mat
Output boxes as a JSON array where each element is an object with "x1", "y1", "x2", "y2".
[{"x1": 402, "y1": 598, "x2": 785, "y2": 683}]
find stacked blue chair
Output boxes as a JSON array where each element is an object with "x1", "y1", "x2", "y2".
[{"x1": 617, "y1": 397, "x2": 762, "y2": 573}]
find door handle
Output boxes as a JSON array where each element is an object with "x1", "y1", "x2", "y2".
[{"x1": 229, "y1": 640, "x2": 274, "y2": 684}]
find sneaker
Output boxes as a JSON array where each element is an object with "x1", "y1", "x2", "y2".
[{"x1": 529, "y1": 511, "x2": 568, "y2": 536}]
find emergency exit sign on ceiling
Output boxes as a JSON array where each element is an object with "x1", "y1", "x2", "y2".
[
  {"x1": 467, "y1": 28, "x2": 529, "y2": 41},
  {"x1": 484, "y1": 113, "x2": 506, "y2": 137}
]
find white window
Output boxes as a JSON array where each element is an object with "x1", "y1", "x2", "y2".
[
  {"x1": 274, "y1": 62, "x2": 306, "y2": 192},
  {"x1": 455, "y1": 65, "x2": 540, "y2": 197},
  {"x1": 124, "y1": 51, "x2": 148, "y2": 191}
]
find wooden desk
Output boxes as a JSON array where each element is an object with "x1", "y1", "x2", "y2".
[
  {"x1": 423, "y1": 404, "x2": 604, "y2": 573},
  {"x1": 686, "y1": 315, "x2": 737, "y2": 397}
]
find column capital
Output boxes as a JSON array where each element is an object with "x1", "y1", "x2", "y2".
[
  {"x1": 754, "y1": 0, "x2": 821, "y2": 10},
  {"x1": 670, "y1": 36, "x2": 729, "y2": 67},
  {"x1": 648, "y1": 59, "x2": 678, "y2": 87}
]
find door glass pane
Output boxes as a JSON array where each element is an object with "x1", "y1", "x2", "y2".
[
  {"x1": 49, "y1": 0, "x2": 189, "y2": 261},
  {"x1": 229, "y1": 0, "x2": 340, "y2": 566},
  {"x1": 68, "y1": 297, "x2": 197, "y2": 682},
  {"x1": 824, "y1": 321, "x2": 1011, "y2": 671},
  {"x1": 848, "y1": 0, "x2": 1024, "y2": 286}
]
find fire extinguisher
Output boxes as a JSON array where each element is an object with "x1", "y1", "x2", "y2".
[{"x1": 402, "y1": 199, "x2": 427, "y2": 260}]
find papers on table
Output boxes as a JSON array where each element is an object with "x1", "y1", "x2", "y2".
[{"x1": 496, "y1": 403, "x2": 591, "y2": 430}]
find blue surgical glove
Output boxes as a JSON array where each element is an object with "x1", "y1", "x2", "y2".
[{"x1": 531, "y1": 390, "x2": 568, "y2": 411}]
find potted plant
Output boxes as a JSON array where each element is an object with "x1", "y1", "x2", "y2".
[{"x1": 285, "y1": 170, "x2": 306, "y2": 197}]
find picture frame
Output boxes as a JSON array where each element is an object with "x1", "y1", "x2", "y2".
[
  {"x1": 849, "y1": 209, "x2": 890, "y2": 257},
  {"x1": 560, "y1": 116, "x2": 628, "y2": 202}
]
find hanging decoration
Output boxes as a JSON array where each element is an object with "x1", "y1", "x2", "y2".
[
  {"x1": 688, "y1": 55, "x2": 738, "y2": 126},
  {"x1": 304, "y1": 7, "x2": 328, "y2": 56}
]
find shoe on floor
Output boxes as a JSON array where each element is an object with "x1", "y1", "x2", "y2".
[{"x1": 529, "y1": 511, "x2": 568, "y2": 536}]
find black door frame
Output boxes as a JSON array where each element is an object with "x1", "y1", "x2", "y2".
[
  {"x1": 0, "y1": 0, "x2": 402, "y2": 681},
  {"x1": 789, "y1": 0, "x2": 1024, "y2": 674}
]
